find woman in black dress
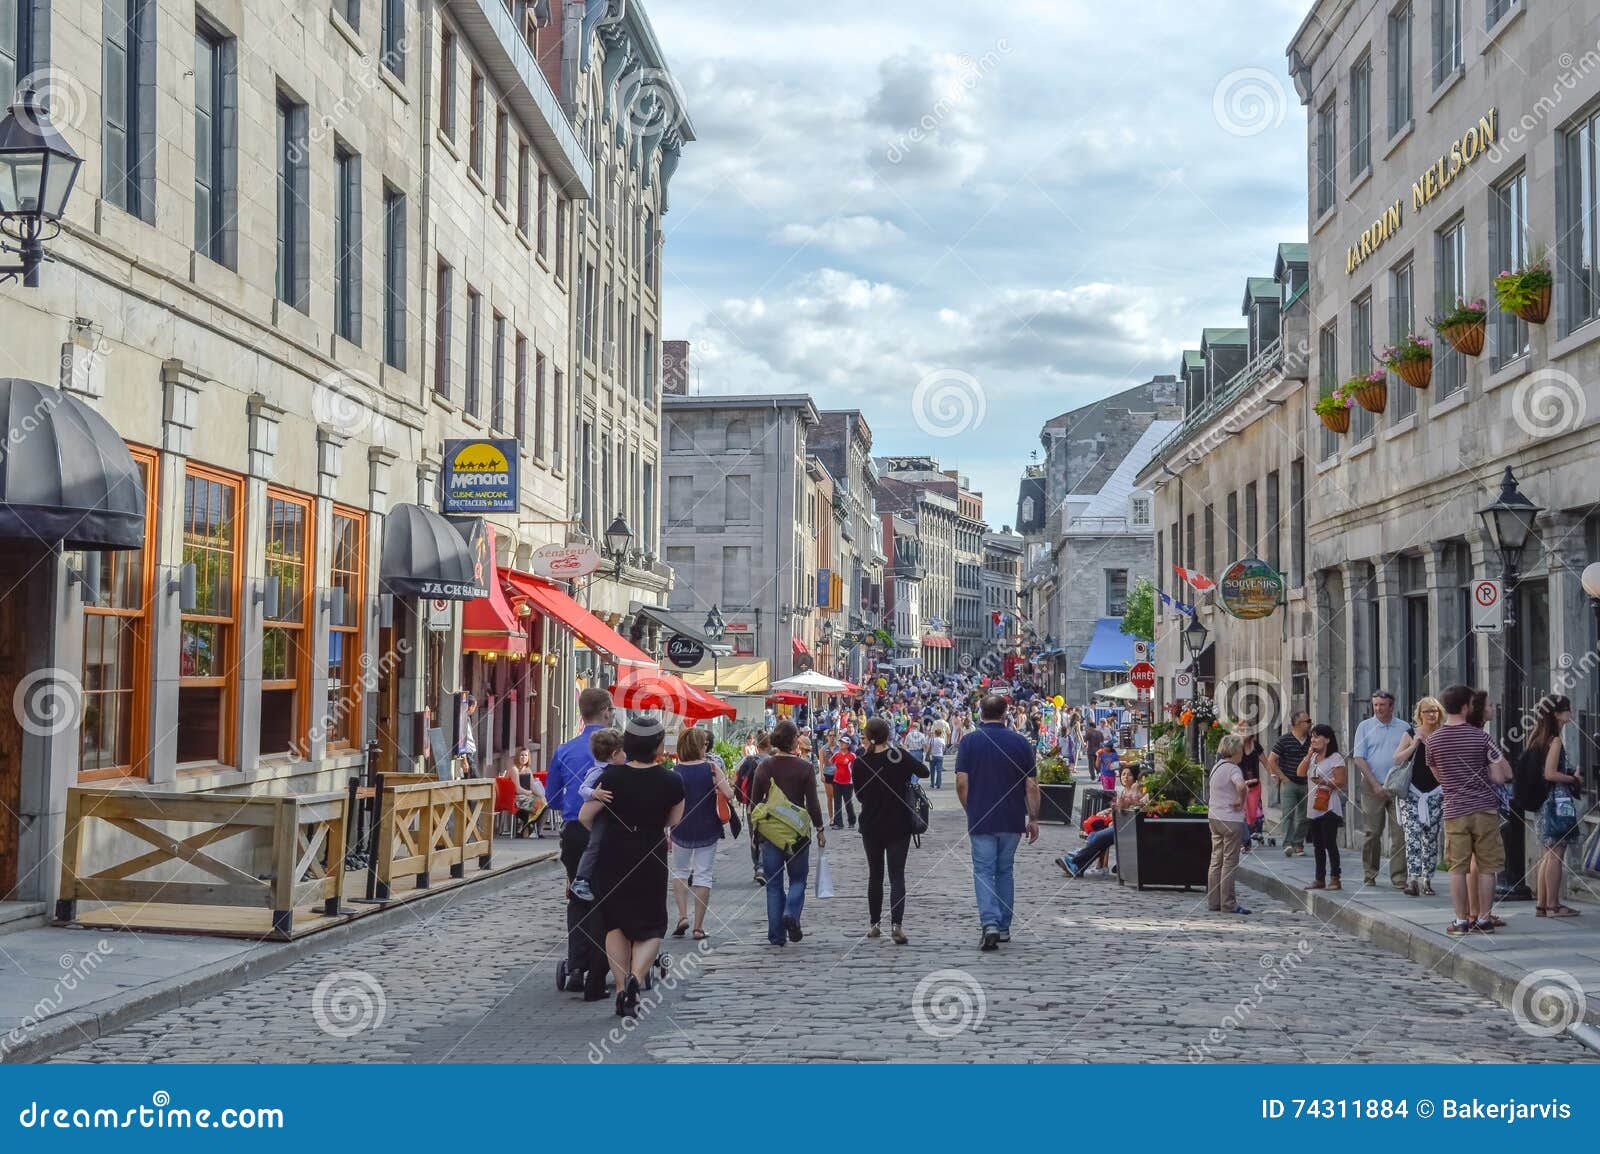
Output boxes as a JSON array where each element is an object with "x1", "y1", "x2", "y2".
[
  {"x1": 578, "y1": 715, "x2": 685, "y2": 1018},
  {"x1": 852, "y1": 716, "x2": 929, "y2": 944}
]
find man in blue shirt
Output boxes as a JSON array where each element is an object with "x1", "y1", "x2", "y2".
[
  {"x1": 1353, "y1": 689, "x2": 1410, "y2": 888},
  {"x1": 956, "y1": 694, "x2": 1040, "y2": 951},
  {"x1": 549, "y1": 686, "x2": 614, "y2": 998}
]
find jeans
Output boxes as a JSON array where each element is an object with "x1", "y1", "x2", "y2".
[
  {"x1": 861, "y1": 831, "x2": 910, "y2": 925},
  {"x1": 1362, "y1": 781, "x2": 1406, "y2": 885},
  {"x1": 969, "y1": 831, "x2": 1022, "y2": 932},
  {"x1": 761, "y1": 840, "x2": 810, "y2": 944},
  {"x1": 1278, "y1": 779, "x2": 1308, "y2": 850},
  {"x1": 1207, "y1": 818, "x2": 1242, "y2": 911},
  {"x1": 930, "y1": 755, "x2": 945, "y2": 789},
  {"x1": 831, "y1": 784, "x2": 856, "y2": 828},
  {"x1": 1066, "y1": 826, "x2": 1115, "y2": 872},
  {"x1": 1308, "y1": 815, "x2": 1342, "y2": 882}
]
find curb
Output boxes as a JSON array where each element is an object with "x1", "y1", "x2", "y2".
[
  {"x1": 3, "y1": 849, "x2": 561, "y2": 1065},
  {"x1": 1237, "y1": 858, "x2": 1600, "y2": 1036}
]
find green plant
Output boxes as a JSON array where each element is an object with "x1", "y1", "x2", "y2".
[
  {"x1": 1429, "y1": 296, "x2": 1488, "y2": 329},
  {"x1": 1313, "y1": 384, "x2": 1353, "y2": 417},
  {"x1": 1346, "y1": 368, "x2": 1386, "y2": 392},
  {"x1": 1149, "y1": 719, "x2": 1180, "y2": 744},
  {"x1": 1493, "y1": 255, "x2": 1552, "y2": 312},
  {"x1": 1379, "y1": 333, "x2": 1433, "y2": 365},
  {"x1": 1119, "y1": 576, "x2": 1155, "y2": 643},
  {"x1": 714, "y1": 738, "x2": 743, "y2": 769},
  {"x1": 1037, "y1": 755, "x2": 1073, "y2": 786},
  {"x1": 1143, "y1": 743, "x2": 1203, "y2": 807}
]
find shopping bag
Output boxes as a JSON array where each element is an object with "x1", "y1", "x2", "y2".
[{"x1": 814, "y1": 848, "x2": 835, "y2": 899}]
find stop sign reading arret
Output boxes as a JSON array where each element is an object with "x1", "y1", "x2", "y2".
[
  {"x1": 1471, "y1": 578, "x2": 1503, "y2": 634},
  {"x1": 1129, "y1": 662, "x2": 1157, "y2": 692}
]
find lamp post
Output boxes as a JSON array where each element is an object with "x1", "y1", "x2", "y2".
[
  {"x1": 603, "y1": 515, "x2": 633, "y2": 568},
  {"x1": 703, "y1": 604, "x2": 726, "y2": 694},
  {"x1": 0, "y1": 92, "x2": 83, "y2": 286},
  {"x1": 1183, "y1": 614, "x2": 1210, "y2": 761},
  {"x1": 1479, "y1": 466, "x2": 1542, "y2": 901}
]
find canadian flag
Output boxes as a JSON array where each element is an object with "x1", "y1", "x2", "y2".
[{"x1": 1173, "y1": 565, "x2": 1216, "y2": 593}]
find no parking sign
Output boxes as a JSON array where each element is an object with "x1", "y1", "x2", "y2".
[{"x1": 1471, "y1": 579, "x2": 1502, "y2": 634}]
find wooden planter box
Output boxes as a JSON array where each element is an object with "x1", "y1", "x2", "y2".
[
  {"x1": 1114, "y1": 810, "x2": 1211, "y2": 891},
  {"x1": 1441, "y1": 319, "x2": 1486, "y2": 356},
  {"x1": 1394, "y1": 357, "x2": 1432, "y2": 389},
  {"x1": 1037, "y1": 782, "x2": 1077, "y2": 824},
  {"x1": 1317, "y1": 407, "x2": 1350, "y2": 433}
]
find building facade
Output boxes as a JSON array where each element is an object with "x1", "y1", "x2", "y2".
[
  {"x1": 811, "y1": 409, "x2": 887, "y2": 680},
  {"x1": 882, "y1": 514, "x2": 925, "y2": 669},
  {"x1": 953, "y1": 480, "x2": 987, "y2": 668},
  {"x1": 876, "y1": 458, "x2": 962, "y2": 670},
  {"x1": 982, "y1": 528, "x2": 1026, "y2": 675}
]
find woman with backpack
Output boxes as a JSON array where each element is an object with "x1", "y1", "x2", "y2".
[
  {"x1": 750, "y1": 721, "x2": 826, "y2": 946},
  {"x1": 1526, "y1": 695, "x2": 1584, "y2": 917},
  {"x1": 852, "y1": 716, "x2": 930, "y2": 944}
]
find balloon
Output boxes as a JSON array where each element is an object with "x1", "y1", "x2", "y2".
[{"x1": 1053, "y1": 695, "x2": 1065, "y2": 708}]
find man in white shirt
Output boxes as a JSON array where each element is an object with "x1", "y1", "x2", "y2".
[
  {"x1": 1353, "y1": 690, "x2": 1409, "y2": 888},
  {"x1": 905, "y1": 722, "x2": 929, "y2": 757}
]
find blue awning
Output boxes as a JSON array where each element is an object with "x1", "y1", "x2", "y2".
[{"x1": 1080, "y1": 617, "x2": 1137, "y2": 671}]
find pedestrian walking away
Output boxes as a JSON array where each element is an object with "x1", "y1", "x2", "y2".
[
  {"x1": 751, "y1": 720, "x2": 827, "y2": 945},
  {"x1": 547, "y1": 688, "x2": 618, "y2": 1000},
  {"x1": 667, "y1": 727, "x2": 735, "y2": 941},
  {"x1": 1206, "y1": 734, "x2": 1251, "y2": 914},
  {"x1": 1353, "y1": 690, "x2": 1409, "y2": 888},
  {"x1": 734, "y1": 731, "x2": 772, "y2": 885},
  {"x1": 1302, "y1": 724, "x2": 1347, "y2": 891},
  {"x1": 956, "y1": 694, "x2": 1040, "y2": 951},
  {"x1": 853, "y1": 716, "x2": 929, "y2": 943}
]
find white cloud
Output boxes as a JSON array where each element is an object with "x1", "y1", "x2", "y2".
[{"x1": 774, "y1": 215, "x2": 908, "y2": 253}]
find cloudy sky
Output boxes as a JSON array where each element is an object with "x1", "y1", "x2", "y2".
[{"x1": 650, "y1": 0, "x2": 1312, "y2": 524}]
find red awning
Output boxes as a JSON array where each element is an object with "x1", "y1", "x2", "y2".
[
  {"x1": 843, "y1": 681, "x2": 862, "y2": 693},
  {"x1": 502, "y1": 570, "x2": 656, "y2": 669},
  {"x1": 462, "y1": 541, "x2": 529, "y2": 656},
  {"x1": 792, "y1": 637, "x2": 810, "y2": 656},
  {"x1": 922, "y1": 634, "x2": 954, "y2": 649},
  {"x1": 611, "y1": 669, "x2": 736, "y2": 721}
]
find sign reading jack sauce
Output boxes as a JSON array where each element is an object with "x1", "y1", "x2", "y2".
[
  {"x1": 1217, "y1": 557, "x2": 1285, "y2": 621},
  {"x1": 442, "y1": 438, "x2": 518, "y2": 514}
]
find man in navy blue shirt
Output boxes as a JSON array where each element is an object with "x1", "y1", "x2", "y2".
[
  {"x1": 956, "y1": 694, "x2": 1040, "y2": 951},
  {"x1": 549, "y1": 686, "x2": 614, "y2": 997}
]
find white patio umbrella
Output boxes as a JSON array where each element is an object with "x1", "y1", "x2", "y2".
[
  {"x1": 1094, "y1": 681, "x2": 1139, "y2": 701},
  {"x1": 769, "y1": 670, "x2": 851, "y2": 694}
]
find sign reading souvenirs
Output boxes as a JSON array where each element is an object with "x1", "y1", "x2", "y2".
[
  {"x1": 528, "y1": 541, "x2": 602, "y2": 580},
  {"x1": 441, "y1": 438, "x2": 519, "y2": 514},
  {"x1": 1217, "y1": 557, "x2": 1284, "y2": 620},
  {"x1": 666, "y1": 634, "x2": 706, "y2": 670},
  {"x1": 1346, "y1": 108, "x2": 1497, "y2": 275}
]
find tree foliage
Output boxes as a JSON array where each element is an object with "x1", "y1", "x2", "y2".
[{"x1": 1119, "y1": 576, "x2": 1155, "y2": 642}]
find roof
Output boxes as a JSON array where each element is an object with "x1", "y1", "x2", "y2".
[
  {"x1": 1245, "y1": 276, "x2": 1278, "y2": 304},
  {"x1": 1069, "y1": 419, "x2": 1178, "y2": 524},
  {"x1": 1040, "y1": 377, "x2": 1175, "y2": 434},
  {"x1": 1278, "y1": 242, "x2": 1309, "y2": 265},
  {"x1": 1182, "y1": 349, "x2": 1204, "y2": 371},
  {"x1": 1201, "y1": 327, "x2": 1249, "y2": 348},
  {"x1": 1080, "y1": 617, "x2": 1138, "y2": 672}
]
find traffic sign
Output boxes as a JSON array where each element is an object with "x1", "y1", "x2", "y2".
[
  {"x1": 1129, "y1": 662, "x2": 1157, "y2": 692},
  {"x1": 1173, "y1": 669, "x2": 1195, "y2": 700},
  {"x1": 428, "y1": 598, "x2": 452, "y2": 632},
  {"x1": 1471, "y1": 578, "x2": 1503, "y2": 634},
  {"x1": 1133, "y1": 640, "x2": 1150, "y2": 662}
]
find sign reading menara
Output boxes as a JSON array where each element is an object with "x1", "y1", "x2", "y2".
[{"x1": 441, "y1": 439, "x2": 519, "y2": 515}]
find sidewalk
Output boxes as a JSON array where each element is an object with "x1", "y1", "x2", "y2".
[
  {"x1": 1237, "y1": 846, "x2": 1600, "y2": 1037},
  {"x1": 0, "y1": 843, "x2": 559, "y2": 1064}
]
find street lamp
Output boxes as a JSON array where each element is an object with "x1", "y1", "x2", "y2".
[
  {"x1": 0, "y1": 91, "x2": 84, "y2": 286},
  {"x1": 703, "y1": 603, "x2": 726, "y2": 641},
  {"x1": 1479, "y1": 465, "x2": 1542, "y2": 901},
  {"x1": 603, "y1": 515, "x2": 633, "y2": 567},
  {"x1": 1182, "y1": 614, "x2": 1210, "y2": 759}
]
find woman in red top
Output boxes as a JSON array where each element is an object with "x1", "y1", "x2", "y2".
[{"x1": 829, "y1": 738, "x2": 857, "y2": 829}]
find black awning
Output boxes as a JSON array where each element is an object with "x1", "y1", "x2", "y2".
[
  {"x1": 0, "y1": 378, "x2": 145, "y2": 549},
  {"x1": 629, "y1": 602, "x2": 733, "y2": 654},
  {"x1": 380, "y1": 504, "x2": 489, "y2": 600}
]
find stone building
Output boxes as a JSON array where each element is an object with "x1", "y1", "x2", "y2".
[
  {"x1": 660, "y1": 393, "x2": 820, "y2": 672},
  {"x1": 881, "y1": 514, "x2": 925, "y2": 670},
  {"x1": 954, "y1": 480, "x2": 987, "y2": 668},
  {"x1": 982, "y1": 528, "x2": 1026, "y2": 676},
  {"x1": 811, "y1": 409, "x2": 887, "y2": 679},
  {"x1": 875, "y1": 457, "x2": 962, "y2": 671}
]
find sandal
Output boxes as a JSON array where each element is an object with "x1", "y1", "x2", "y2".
[
  {"x1": 1422, "y1": 881, "x2": 1436, "y2": 896},
  {"x1": 1536, "y1": 906, "x2": 1550, "y2": 917},
  {"x1": 692, "y1": 928, "x2": 709, "y2": 939},
  {"x1": 1549, "y1": 905, "x2": 1581, "y2": 918},
  {"x1": 672, "y1": 919, "x2": 690, "y2": 937}
]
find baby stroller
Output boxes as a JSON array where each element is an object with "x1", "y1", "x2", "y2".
[{"x1": 557, "y1": 951, "x2": 671, "y2": 993}]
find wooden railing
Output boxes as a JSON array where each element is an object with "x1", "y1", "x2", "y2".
[
  {"x1": 371, "y1": 777, "x2": 495, "y2": 900},
  {"x1": 55, "y1": 788, "x2": 349, "y2": 939}
]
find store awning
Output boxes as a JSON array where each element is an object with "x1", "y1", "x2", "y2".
[
  {"x1": 611, "y1": 668, "x2": 736, "y2": 721},
  {"x1": 630, "y1": 602, "x2": 734, "y2": 655},
  {"x1": 461, "y1": 538, "x2": 529, "y2": 657},
  {"x1": 682, "y1": 657, "x2": 770, "y2": 695},
  {"x1": 381, "y1": 504, "x2": 489, "y2": 599},
  {"x1": 1080, "y1": 617, "x2": 1137, "y2": 671},
  {"x1": 792, "y1": 637, "x2": 810, "y2": 657},
  {"x1": 0, "y1": 378, "x2": 146, "y2": 548},
  {"x1": 922, "y1": 634, "x2": 954, "y2": 649},
  {"x1": 502, "y1": 569, "x2": 656, "y2": 669}
]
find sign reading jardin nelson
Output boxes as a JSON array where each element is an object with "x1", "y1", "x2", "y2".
[
  {"x1": 441, "y1": 438, "x2": 519, "y2": 514},
  {"x1": 1345, "y1": 107, "x2": 1497, "y2": 276},
  {"x1": 1217, "y1": 557, "x2": 1285, "y2": 621}
]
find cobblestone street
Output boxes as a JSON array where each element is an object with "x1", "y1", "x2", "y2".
[{"x1": 47, "y1": 794, "x2": 1591, "y2": 1064}]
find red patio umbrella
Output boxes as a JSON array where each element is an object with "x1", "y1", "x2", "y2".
[
  {"x1": 766, "y1": 691, "x2": 807, "y2": 706},
  {"x1": 611, "y1": 669, "x2": 736, "y2": 721}
]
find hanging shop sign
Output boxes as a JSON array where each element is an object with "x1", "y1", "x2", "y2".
[
  {"x1": 1345, "y1": 107, "x2": 1497, "y2": 276},
  {"x1": 441, "y1": 438, "x2": 519, "y2": 514},
  {"x1": 666, "y1": 633, "x2": 706, "y2": 669},
  {"x1": 1217, "y1": 557, "x2": 1285, "y2": 620},
  {"x1": 529, "y1": 541, "x2": 602, "y2": 580}
]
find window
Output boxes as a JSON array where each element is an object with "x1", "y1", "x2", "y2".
[
  {"x1": 1492, "y1": 169, "x2": 1530, "y2": 367},
  {"x1": 514, "y1": 332, "x2": 528, "y2": 441},
  {"x1": 578, "y1": 421, "x2": 593, "y2": 531},
  {"x1": 1485, "y1": 0, "x2": 1514, "y2": 24},
  {"x1": 1290, "y1": 458, "x2": 1306, "y2": 587},
  {"x1": 533, "y1": 349, "x2": 547, "y2": 459},
  {"x1": 433, "y1": 259, "x2": 452, "y2": 398},
  {"x1": 1432, "y1": 0, "x2": 1461, "y2": 88},
  {"x1": 725, "y1": 474, "x2": 752, "y2": 522},
  {"x1": 554, "y1": 197, "x2": 566, "y2": 278},
  {"x1": 380, "y1": 0, "x2": 404, "y2": 78},
  {"x1": 383, "y1": 187, "x2": 406, "y2": 369},
  {"x1": 643, "y1": 209, "x2": 657, "y2": 289},
  {"x1": 642, "y1": 330, "x2": 655, "y2": 406},
  {"x1": 193, "y1": 25, "x2": 231, "y2": 263},
  {"x1": 1318, "y1": 322, "x2": 1339, "y2": 460},
  {"x1": 334, "y1": 146, "x2": 361, "y2": 343},
  {"x1": 491, "y1": 311, "x2": 506, "y2": 428},
  {"x1": 1316, "y1": 97, "x2": 1336, "y2": 217},
  {"x1": 1225, "y1": 492, "x2": 1239, "y2": 558},
  {"x1": 1390, "y1": 261, "x2": 1417, "y2": 420},
  {"x1": 552, "y1": 368, "x2": 564, "y2": 469},
  {"x1": 341, "y1": 0, "x2": 359, "y2": 30},
  {"x1": 494, "y1": 107, "x2": 509, "y2": 205},
  {"x1": 469, "y1": 69, "x2": 485, "y2": 175},
  {"x1": 1131, "y1": 495, "x2": 1151, "y2": 527},
  {"x1": 1435, "y1": 218, "x2": 1467, "y2": 397},
  {"x1": 1185, "y1": 513, "x2": 1195, "y2": 571},
  {"x1": 643, "y1": 462, "x2": 655, "y2": 552},
  {"x1": 179, "y1": 467, "x2": 242, "y2": 766},
  {"x1": 80, "y1": 446, "x2": 156, "y2": 781},
  {"x1": 516, "y1": 139, "x2": 530, "y2": 233},
  {"x1": 465, "y1": 286, "x2": 482, "y2": 416},
  {"x1": 668, "y1": 474, "x2": 693, "y2": 524},
  {"x1": 1561, "y1": 109, "x2": 1600, "y2": 335},
  {"x1": 1351, "y1": 292, "x2": 1374, "y2": 440},
  {"x1": 0, "y1": 0, "x2": 35, "y2": 106},
  {"x1": 1389, "y1": 3, "x2": 1413, "y2": 135},
  {"x1": 104, "y1": 0, "x2": 154, "y2": 219},
  {"x1": 439, "y1": 28, "x2": 456, "y2": 138},
  {"x1": 1265, "y1": 470, "x2": 1281, "y2": 575},
  {"x1": 1244, "y1": 481, "x2": 1259, "y2": 553},
  {"x1": 536, "y1": 168, "x2": 549, "y2": 255},
  {"x1": 1350, "y1": 54, "x2": 1372, "y2": 177},
  {"x1": 1105, "y1": 570, "x2": 1129, "y2": 617},
  {"x1": 261, "y1": 490, "x2": 312, "y2": 758},
  {"x1": 276, "y1": 93, "x2": 308, "y2": 311},
  {"x1": 723, "y1": 547, "x2": 752, "y2": 605},
  {"x1": 1203, "y1": 504, "x2": 1215, "y2": 576},
  {"x1": 326, "y1": 509, "x2": 365, "y2": 749},
  {"x1": 601, "y1": 437, "x2": 613, "y2": 523}
]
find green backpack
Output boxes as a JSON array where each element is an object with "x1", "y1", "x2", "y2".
[{"x1": 751, "y1": 778, "x2": 812, "y2": 852}]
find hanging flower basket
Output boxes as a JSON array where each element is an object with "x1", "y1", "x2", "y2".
[
  {"x1": 1380, "y1": 334, "x2": 1434, "y2": 390},
  {"x1": 1318, "y1": 407, "x2": 1350, "y2": 433},
  {"x1": 1495, "y1": 257, "x2": 1553, "y2": 324},
  {"x1": 1512, "y1": 284, "x2": 1552, "y2": 324},
  {"x1": 1313, "y1": 383, "x2": 1353, "y2": 433},
  {"x1": 1347, "y1": 371, "x2": 1387, "y2": 414},
  {"x1": 1430, "y1": 297, "x2": 1488, "y2": 357},
  {"x1": 1394, "y1": 357, "x2": 1432, "y2": 389}
]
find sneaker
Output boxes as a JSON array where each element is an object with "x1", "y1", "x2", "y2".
[
  {"x1": 570, "y1": 879, "x2": 595, "y2": 902},
  {"x1": 1446, "y1": 919, "x2": 1472, "y2": 936},
  {"x1": 998, "y1": 931, "x2": 1011, "y2": 943},
  {"x1": 1284, "y1": 847, "x2": 1296, "y2": 858},
  {"x1": 867, "y1": 924, "x2": 882, "y2": 939},
  {"x1": 753, "y1": 873, "x2": 766, "y2": 886},
  {"x1": 980, "y1": 927, "x2": 1000, "y2": 952},
  {"x1": 1363, "y1": 874, "x2": 1378, "y2": 886},
  {"x1": 1232, "y1": 906, "x2": 1252, "y2": 916},
  {"x1": 891, "y1": 925, "x2": 908, "y2": 945},
  {"x1": 783, "y1": 915, "x2": 803, "y2": 943}
]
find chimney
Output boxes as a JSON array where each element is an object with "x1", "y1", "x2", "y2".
[{"x1": 663, "y1": 340, "x2": 690, "y2": 395}]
